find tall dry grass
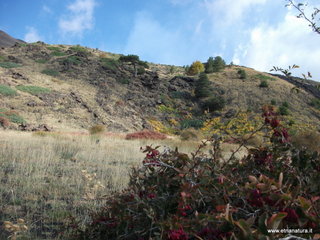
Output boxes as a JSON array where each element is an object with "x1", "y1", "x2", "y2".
[{"x1": 0, "y1": 131, "x2": 208, "y2": 239}]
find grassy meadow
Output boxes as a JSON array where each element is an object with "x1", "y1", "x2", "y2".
[{"x1": 0, "y1": 130, "x2": 233, "y2": 240}]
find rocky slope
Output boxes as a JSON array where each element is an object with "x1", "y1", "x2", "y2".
[{"x1": 0, "y1": 34, "x2": 319, "y2": 133}]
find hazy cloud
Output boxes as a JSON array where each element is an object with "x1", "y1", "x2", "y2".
[
  {"x1": 42, "y1": 5, "x2": 53, "y2": 14},
  {"x1": 59, "y1": 0, "x2": 96, "y2": 36},
  {"x1": 204, "y1": 0, "x2": 268, "y2": 24},
  {"x1": 237, "y1": 13, "x2": 320, "y2": 78},
  {"x1": 24, "y1": 27, "x2": 42, "y2": 42}
]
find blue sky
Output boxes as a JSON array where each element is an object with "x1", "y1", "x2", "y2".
[{"x1": 0, "y1": 0, "x2": 319, "y2": 80}]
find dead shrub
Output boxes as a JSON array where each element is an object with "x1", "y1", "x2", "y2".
[
  {"x1": 0, "y1": 116, "x2": 10, "y2": 128},
  {"x1": 291, "y1": 130, "x2": 320, "y2": 153},
  {"x1": 89, "y1": 125, "x2": 106, "y2": 135},
  {"x1": 180, "y1": 128, "x2": 200, "y2": 141},
  {"x1": 241, "y1": 133, "x2": 264, "y2": 147},
  {"x1": 125, "y1": 130, "x2": 167, "y2": 140}
]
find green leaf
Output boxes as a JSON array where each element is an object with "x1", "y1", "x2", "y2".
[
  {"x1": 267, "y1": 212, "x2": 287, "y2": 229},
  {"x1": 258, "y1": 213, "x2": 269, "y2": 235}
]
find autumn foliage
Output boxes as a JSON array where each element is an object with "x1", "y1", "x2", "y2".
[{"x1": 66, "y1": 106, "x2": 320, "y2": 240}]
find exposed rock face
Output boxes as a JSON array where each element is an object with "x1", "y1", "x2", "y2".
[{"x1": 0, "y1": 30, "x2": 25, "y2": 48}]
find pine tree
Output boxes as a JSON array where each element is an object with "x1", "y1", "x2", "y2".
[
  {"x1": 205, "y1": 57, "x2": 215, "y2": 73},
  {"x1": 212, "y1": 56, "x2": 226, "y2": 72},
  {"x1": 195, "y1": 72, "x2": 211, "y2": 99}
]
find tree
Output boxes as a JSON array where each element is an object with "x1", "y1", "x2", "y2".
[
  {"x1": 201, "y1": 96, "x2": 226, "y2": 112},
  {"x1": 195, "y1": 72, "x2": 211, "y2": 99},
  {"x1": 119, "y1": 54, "x2": 148, "y2": 77},
  {"x1": 187, "y1": 61, "x2": 204, "y2": 75},
  {"x1": 205, "y1": 57, "x2": 215, "y2": 73},
  {"x1": 211, "y1": 56, "x2": 226, "y2": 72}
]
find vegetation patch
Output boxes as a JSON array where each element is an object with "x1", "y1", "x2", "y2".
[
  {"x1": 16, "y1": 85, "x2": 51, "y2": 95},
  {"x1": 89, "y1": 125, "x2": 105, "y2": 135},
  {"x1": 35, "y1": 59, "x2": 48, "y2": 64},
  {"x1": 309, "y1": 98, "x2": 320, "y2": 110},
  {"x1": 180, "y1": 118, "x2": 204, "y2": 130},
  {"x1": 0, "y1": 62, "x2": 22, "y2": 68},
  {"x1": 70, "y1": 45, "x2": 90, "y2": 54},
  {"x1": 117, "y1": 78, "x2": 130, "y2": 84},
  {"x1": 0, "y1": 85, "x2": 17, "y2": 96},
  {"x1": 100, "y1": 58, "x2": 119, "y2": 72},
  {"x1": 62, "y1": 56, "x2": 82, "y2": 65},
  {"x1": 169, "y1": 91, "x2": 192, "y2": 99},
  {"x1": 47, "y1": 46, "x2": 62, "y2": 51},
  {"x1": 0, "y1": 110, "x2": 26, "y2": 124},
  {"x1": 41, "y1": 69, "x2": 60, "y2": 77},
  {"x1": 255, "y1": 73, "x2": 276, "y2": 81},
  {"x1": 125, "y1": 130, "x2": 167, "y2": 140},
  {"x1": 259, "y1": 80, "x2": 269, "y2": 88}
]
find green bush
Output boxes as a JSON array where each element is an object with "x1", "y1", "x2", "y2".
[
  {"x1": 270, "y1": 99, "x2": 277, "y2": 105},
  {"x1": 47, "y1": 46, "x2": 62, "y2": 51},
  {"x1": 169, "y1": 91, "x2": 192, "y2": 99},
  {"x1": 0, "y1": 110, "x2": 26, "y2": 124},
  {"x1": 137, "y1": 66, "x2": 145, "y2": 75},
  {"x1": 259, "y1": 80, "x2": 269, "y2": 88},
  {"x1": 195, "y1": 72, "x2": 211, "y2": 99},
  {"x1": 100, "y1": 58, "x2": 119, "y2": 71},
  {"x1": 180, "y1": 118, "x2": 204, "y2": 129},
  {"x1": 70, "y1": 45, "x2": 89, "y2": 54},
  {"x1": 62, "y1": 56, "x2": 82, "y2": 65},
  {"x1": 51, "y1": 51, "x2": 66, "y2": 56},
  {"x1": 309, "y1": 98, "x2": 320, "y2": 110},
  {"x1": 0, "y1": 62, "x2": 22, "y2": 68},
  {"x1": 117, "y1": 78, "x2": 130, "y2": 84},
  {"x1": 16, "y1": 85, "x2": 51, "y2": 95},
  {"x1": 35, "y1": 59, "x2": 47, "y2": 64},
  {"x1": 237, "y1": 69, "x2": 247, "y2": 79},
  {"x1": 255, "y1": 74, "x2": 275, "y2": 81},
  {"x1": 0, "y1": 55, "x2": 7, "y2": 62},
  {"x1": 0, "y1": 85, "x2": 17, "y2": 96},
  {"x1": 41, "y1": 69, "x2": 60, "y2": 77},
  {"x1": 279, "y1": 105, "x2": 290, "y2": 115},
  {"x1": 202, "y1": 96, "x2": 226, "y2": 112}
]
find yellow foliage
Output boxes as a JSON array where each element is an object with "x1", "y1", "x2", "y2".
[
  {"x1": 168, "y1": 118, "x2": 178, "y2": 126},
  {"x1": 148, "y1": 119, "x2": 175, "y2": 134},
  {"x1": 187, "y1": 61, "x2": 205, "y2": 75}
]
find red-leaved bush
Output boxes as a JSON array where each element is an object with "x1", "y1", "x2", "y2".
[
  {"x1": 65, "y1": 106, "x2": 319, "y2": 240},
  {"x1": 125, "y1": 130, "x2": 167, "y2": 140}
]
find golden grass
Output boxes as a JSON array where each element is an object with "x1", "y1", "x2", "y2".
[{"x1": 0, "y1": 130, "x2": 214, "y2": 239}]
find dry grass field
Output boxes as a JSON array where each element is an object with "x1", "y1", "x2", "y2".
[{"x1": 0, "y1": 130, "x2": 246, "y2": 240}]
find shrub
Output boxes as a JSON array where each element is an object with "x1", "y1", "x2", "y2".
[
  {"x1": 70, "y1": 45, "x2": 89, "y2": 55},
  {"x1": 195, "y1": 73, "x2": 211, "y2": 99},
  {"x1": 259, "y1": 80, "x2": 269, "y2": 88},
  {"x1": 0, "y1": 116, "x2": 10, "y2": 128},
  {"x1": 282, "y1": 101, "x2": 289, "y2": 108},
  {"x1": 47, "y1": 46, "x2": 62, "y2": 51},
  {"x1": 271, "y1": 99, "x2": 277, "y2": 105},
  {"x1": 100, "y1": 58, "x2": 119, "y2": 71},
  {"x1": 291, "y1": 130, "x2": 320, "y2": 152},
  {"x1": 187, "y1": 61, "x2": 204, "y2": 75},
  {"x1": 237, "y1": 69, "x2": 247, "y2": 79},
  {"x1": 180, "y1": 118, "x2": 204, "y2": 129},
  {"x1": 0, "y1": 62, "x2": 22, "y2": 68},
  {"x1": 180, "y1": 128, "x2": 200, "y2": 140},
  {"x1": 62, "y1": 56, "x2": 82, "y2": 65},
  {"x1": 137, "y1": 66, "x2": 145, "y2": 75},
  {"x1": 202, "y1": 96, "x2": 226, "y2": 112},
  {"x1": 89, "y1": 125, "x2": 105, "y2": 135},
  {"x1": 279, "y1": 105, "x2": 289, "y2": 116},
  {"x1": 169, "y1": 91, "x2": 192, "y2": 99},
  {"x1": 254, "y1": 74, "x2": 275, "y2": 81},
  {"x1": 16, "y1": 85, "x2": 51, "y2": 95},
  {"x1": 35, "y1": 59, "x2": 47, "y2": 64},
  {"x1": 117, "y1": 78, "x2": 130, "y2": 84},
  {"x1": 0, "y1": 85, "x2": 17, "y2": 96},
  {"x1": 41, "y1": 69, "x2": 60, "y2": 77},
  {"x1": 68, "y1": 107, "x2": 320, "y2": 240},
  {"x1": 309, "y1": 98, "x2": 320, "y2": 110},
  {"x1": 50, "y1": 51, "x2": 66, "y2": 56},
  {"x1": 0, "y1": 110, "x2": 26, "y2": 124},
  {"x1": 125, "y1": 130, "x2": 167, "y2": 140}
]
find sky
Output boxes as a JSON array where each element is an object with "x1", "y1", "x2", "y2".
[{"x1": 0, "y1": 0, "x2": 319, "y2": 80}]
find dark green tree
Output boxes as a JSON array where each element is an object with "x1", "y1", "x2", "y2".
[
  {"x1": 119, "y1": 54, "x2": 148, "y2": 77},
  {"x1": 212, "y1": 56, "x2": 226, "y2": 72},
  {"x1": 202, "y1": 96, "x2": 226, "y2": 112},
  {"x1": 205, "y1": 57, "x2": 215, "y2": 73},
  {"x1": 195, "y1": 72, "x2": 211, "y2": 99}
]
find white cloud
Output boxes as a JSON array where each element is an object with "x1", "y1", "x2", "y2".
[
  {"x1": 59, "y1": 0, "x2": 96, "y2": 36},
  {"x1": 24, "y1": 27, "x2": 42, "y2": 43},
  {"x1": 203, "y1": 0, "x2": 268, "y2": 24},
  {"x1": 42, "y1": 5, "x2": 53, "y2": 14},
  {"x1": 237, "y1": 13, "x2": 320, "y2": 79}
]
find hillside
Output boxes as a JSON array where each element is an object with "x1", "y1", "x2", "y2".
[
  {"x1": 0, "y1": 38, "x2": 320, "y2": 134},
  {"x1": 0, "y1": 30, "x2": 25, "y2": 48}
]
